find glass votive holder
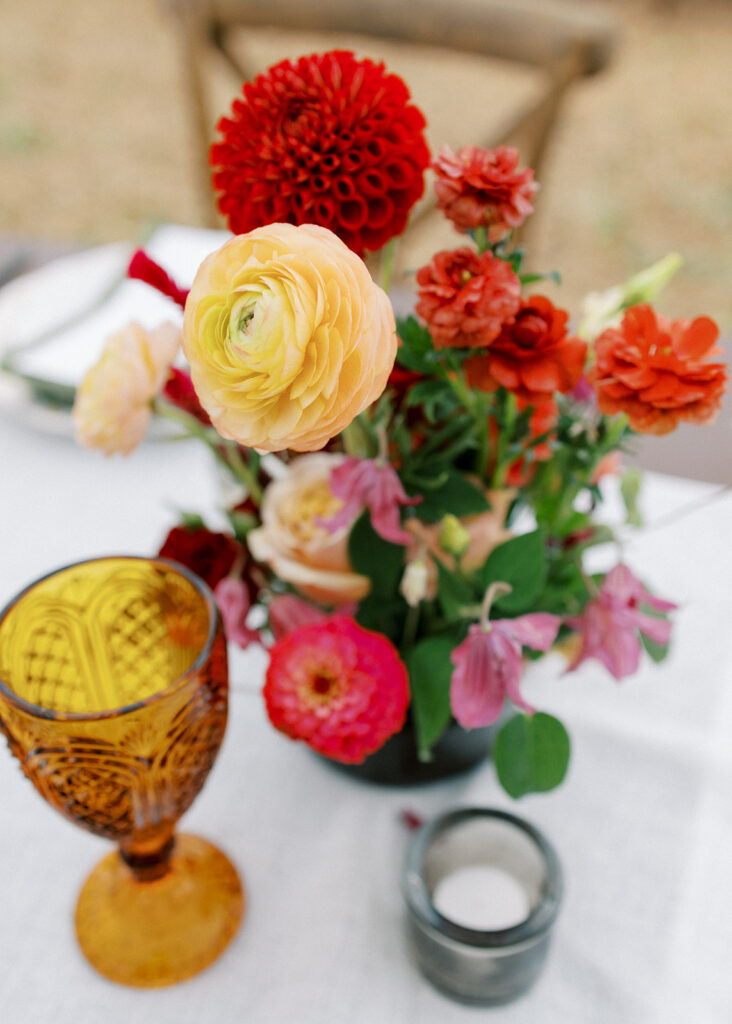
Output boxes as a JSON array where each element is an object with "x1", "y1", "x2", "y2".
[{"x1": 402, "y1": 807, "x2": 562, "y2": 1006}]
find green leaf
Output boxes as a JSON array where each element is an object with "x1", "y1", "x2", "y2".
[
  {"x1": 226, "y1": 509, "x2": 258, "y2": 541},
  {"x1": 519, "y1": 269, "x2": 562, "y2": 286},
  {"x1": 404, "y1": 637, "x2": 455, "y2": 760},
  {"x1": 479, "y1": 531, "x2": 546, "y2": 615},
  {"x1": 493, "y1": 712, "x2": 571, "y2": 798},
  {"x1": 179, "y1": 511, "x2": 206, "y2": 530},
  {"x1": 348, "y1": 512, "x2": 404, "y2": 598},
  {"x1": 407, "y1": 470, "x2": 491, "y2": 524},
  {"x1": 395, "y1": 316, "x2": 435, "y2": 372},
  {"x1": 436, "y1": 560, "x2": 476, "y2": 622},
  {"x1": 640, "y1": 631, "x2": 670, "y2": 663},
  {"x1": 620, "y1": 466, "x2": 644, "y2": 528},
  {"x1": 354, "y1": 596, "x2": 406, "y2": 645}
]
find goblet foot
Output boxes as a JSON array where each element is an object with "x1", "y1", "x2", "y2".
[{"x1": 74, "y1": 833, "x2": 244, "y2": 987}]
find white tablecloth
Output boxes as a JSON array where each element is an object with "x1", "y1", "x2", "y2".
[{"x1": 1, "y1": 394, "x2": 732, "y2": 1023}]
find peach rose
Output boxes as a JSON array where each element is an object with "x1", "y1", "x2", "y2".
[
  {"x1": 72, "y1": 321, "x2": 180, "y2": 455},
  {"x1": 247, "y1": 454, "x2": 370, "y2": 606},
  {"x1": 405, "y1": 489, "x2": 515, "y2": 597},
  {"x1": 182, "y1": 223, "x2": 396, "y2": 453}
]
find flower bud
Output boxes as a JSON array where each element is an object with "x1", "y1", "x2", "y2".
[
  {"x1": 438, "y1": 514, "x2": 471, "y2": 558},
  {"x1": 400, "y1": 559, "x2": 430, "y2": 608}
]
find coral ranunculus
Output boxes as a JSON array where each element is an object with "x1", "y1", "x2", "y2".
[
  {"x1": 73, "y1": 321, "x2": 180, "y2": 456},
  {"x1": 415, "y1": 248, "x2": 521, "y2": 349},
  {"x1": 588, "y1": 304, "x2": 727, "y2": 434},
  {"x1": 264, "y1": 615, "x2": 410, "y2": 763},
  {"x1": 182, "y1": 223, "x2": 396, "y2": 452},
  {"x1": 465, "y1": 295, "x2": 587, "y2": 403},
  {"x1": 210, "y1": 50, "x2": 430, "y2": 258},
  {"x1": 247, "y1": 454, "x2": 370, "y2": 606},
  {"x1": 433, "y1": 145, "x2": 537, "y2": 239}
]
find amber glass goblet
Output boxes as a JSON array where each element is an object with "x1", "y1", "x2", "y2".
[{"x1": 0, "y1": 556, "x2": 244, "y2": 987}]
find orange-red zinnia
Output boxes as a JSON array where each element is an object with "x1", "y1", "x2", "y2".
[{"x1": 588, "y1": 304, "x2": 727, "y2": 434}]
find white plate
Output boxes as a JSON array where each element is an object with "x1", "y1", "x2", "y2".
[{"x1": 0, "y1": 225, "x2": 229, "y2": 435}]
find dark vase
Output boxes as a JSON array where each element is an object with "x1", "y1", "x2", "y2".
[{"x1": 322, "y1": 717, "x2": 498, "y2": 786}]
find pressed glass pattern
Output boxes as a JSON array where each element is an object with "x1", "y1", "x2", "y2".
[{"x1": 0, "y1": 557, "x2": 244, "y2": 987}]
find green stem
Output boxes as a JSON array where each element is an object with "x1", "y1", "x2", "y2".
[
  {"x1": 473, "y1": 226, "x2": 489, "y2": 255},
  {"x1": 480, "y1": 581, "x2": 513, "y2": 630},
  {"x1": 401, "y1": 600, "x2": 421, "y2": 650},
  {"x1": 155, "y1": 400, "x2": 262, "y2": 503},
  {"x1": 378, "y1": 238, "x2": 398, "y2": 294},
  {"x1": 222, "y1": 441, "x2": 263, "y2": 504}
]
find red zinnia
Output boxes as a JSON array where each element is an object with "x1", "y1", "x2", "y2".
[
  {"x1": 210, "y1": 50, "x2": 430, "y2": 258},
  {"x1": 415, "y1": 247, "x2": 521, "y2": 349},
  {"x1": 433, "y1": 145, "x2": 537, "y2": 239},
  {"x1": 465, "y1": 295, "x2": 587, "y2": 403},
  {"x1": 588, "y1": 304, "x2": 727, "y2": 435},
  {"x1": 263, "y1": 616, "x2": 410, "y2": 763}
]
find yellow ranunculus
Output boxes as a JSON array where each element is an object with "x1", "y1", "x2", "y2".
[
  {"x1": 182, "y1": 223, "x2": 396, "y2": 453},
  {"x1": 72, "y1": 321, "x2": 180, "y2": 456}
]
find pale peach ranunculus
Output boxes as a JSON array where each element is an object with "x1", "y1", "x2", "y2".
[
  {"x1": 247, "y1": 453, "x2": 370, "y2": 606},
  {"x1": 72, "y1": 321, "x2": 180, "y2": 455},
  {"x1": 405, "y1": 489, "x2": 515, "y2": 598},
  {"x1": 182, "y1": 223, "x2": 396, "y2": 453}
]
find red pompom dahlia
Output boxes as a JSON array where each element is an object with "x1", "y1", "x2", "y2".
[
  {"x1": 264, "y1": 616, "x2": 410, "y2": 763},
  {"x1": 415, "y1": 248, "x2": 521, "y2": 349},
  {"x1": 210, "y1": 50, "x2": 430, "y2": 258}
]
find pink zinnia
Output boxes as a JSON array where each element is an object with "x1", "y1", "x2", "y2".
[
  {"x1": 433, "y1": 145, "x2": 537, "y2": 239},
  {"x1": 320, "y1": 457, "x2": 421, "y2": 545},
  {"x1": 566, "y1": 564, "x2": 677, "y2": 680},
  {"x1": 415, "y1": 247, "x2": 521, "y2": 349},
  {"x1": 263, "y1": 616, "x2": 410, "y2": 763},
  {"x1": 450, "y1": 612, "x2": 560, "y2": 728}
]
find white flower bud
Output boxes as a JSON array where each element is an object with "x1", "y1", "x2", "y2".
[{"x1": 400, "y1": 559, "x2": 429, "y2": 608}]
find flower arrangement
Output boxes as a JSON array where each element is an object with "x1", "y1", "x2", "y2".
[{"x1": 73, "y1": 50, "x2": 728, "y2": 797}]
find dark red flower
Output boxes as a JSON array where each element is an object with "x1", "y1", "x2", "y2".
[
  {"x1": 163, "y1": 368, "x2": 211, "y2": 426},
  {"x1": 264, "y1": 615, "x2": 410, "y2": 763},
  {"x1": 433, "y1": 145, "x2": 537, "y2": 238},
  {"x1": 210, "y1": 50, "x2": 430, "y2": 258},
  {"x1": 127, "y1": 249, "x2": 189, "y2": 310},
  {"x1": 465, "y1": 295, "x2": 587, "y2": 402},
  {"x1": 158, "y1": 526, "x2": 241, "y2": 589},
  {"x1": 415, "y1": 248, "x2": 521, "y2": 349},
  {"x1": 588, "y1": 304, "x2": 727, "y2": 435}
]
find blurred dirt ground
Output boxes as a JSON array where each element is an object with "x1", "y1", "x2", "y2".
[{"x1": 1, "y1": 0, "x2": 731, "y2": 330}]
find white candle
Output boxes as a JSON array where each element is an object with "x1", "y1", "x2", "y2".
[{"x1": 432, "y1": 865, "x2": 530, "y2": 930}]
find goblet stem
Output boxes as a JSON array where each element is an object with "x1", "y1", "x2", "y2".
[{"x1": 120, "y1": 829, "x2": 176, "y2": 883}]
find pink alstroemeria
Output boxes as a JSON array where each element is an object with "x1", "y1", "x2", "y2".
[
  {"x1": 214, "y1": 578, "x2": 260, "y2": 650},
  {"x1": 320, "y1": 457, "x2": 421, "y2": 545},
  {"x1": 268, "y1": 593, "x2": 358, "y2": 641},
  {"x1": 268, "y1": 594, "x2": 328, "y2": 640},
  {"x1": 450, "y1": 591, "x2": 560, "y2": 728},
  {"x1": 566, "y1": 564, "x2": 677, "y2": 680}
]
